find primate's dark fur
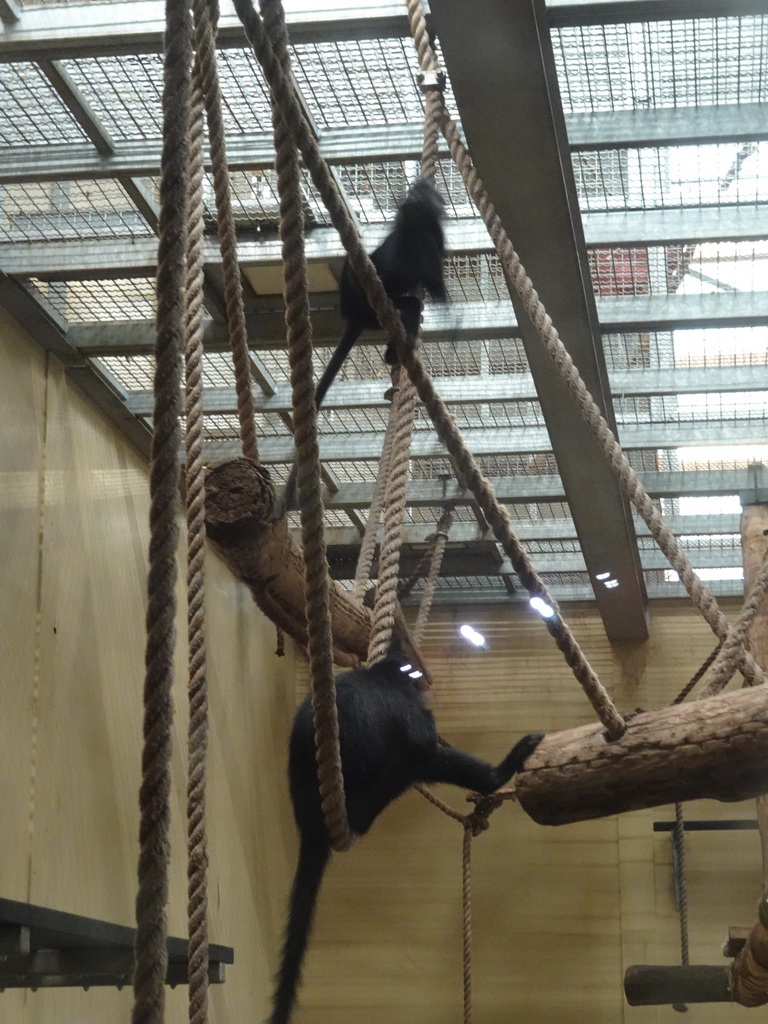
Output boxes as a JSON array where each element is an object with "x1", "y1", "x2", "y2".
[
  {"x1": 282, "y1": 178, "x2": 448, "y2": 509},
  {"x1": 269, "y1": 656, "x2": 544, "y2": 1024}
]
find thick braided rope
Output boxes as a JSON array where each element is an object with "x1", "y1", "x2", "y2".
[
  {"x1": 671, "y1": 801, "x2": 690, "y2": 1013},
  {"x1": 196, "y1": 0, "x2": 258, "y2": 462},
  {"x1": 366, "y1": 6, "x2": 443, "y2": 663},
  {"x1": 406, "y1": 0, "x2": 765, "y2": 690},
  {"x1": 406, "y1": 0, "x2": 443, "y2": 174},
  {"x1": 231, "y1": 0, "x2": 625, "y2": 736},
  {"x1": 185, "y1": 32, "x2": 211, "y2": 1024},
  {"x1": 406, "y1": 0, "x2": 442, "y2": 185},
  {"x1": 413, "y1": 508, "x2": 453, "y2": 645},
  {"x1": 353, "y1": 389, "x2": 399, "y2": 602},
  {"x1": 437, "y1": 109, "x2": 764, "y2": 688},
  {"x1": 132, "y1": 1, "x2": 190, "y2": 1020},
  {"x1": 367, "y1": 366, "x2": 419, "y2": 665},
  {"x1": 401, "y1": 346, "x2": 625, "y2": 735},
  {"x1": 260, "y1": 0, "x2": 351, "y2": 850},
  {"x1": 701, "y1": 552, "x2": 768, "y2": 697}
]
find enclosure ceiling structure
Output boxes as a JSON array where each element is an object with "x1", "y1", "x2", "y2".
[{"x1": 1, "y1": 0, "x2": 768, "y2": 639}]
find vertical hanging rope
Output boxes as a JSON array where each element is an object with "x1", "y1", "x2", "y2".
[
  {"x1": 462, "y1": 825, "x2": 473, "y2": 1024},
  {"x1": 260, "y1": 0, "x2": 351, "y2": 851},
  {"x1": 132, "y1": 0, "x2": 191, "y2": 1020},
  {"x1": 185, "y1": 36, "x2": 211, "y2": 1024},
  {"x1": 365, "y1": 9, "x2": 443, "y2": 663},
  {"x1": 671, "y1": 801, "x2": 690, "y2": 1013},
  {"x1": 194, "y1": 0, "x2": 259, "y2": 463}
]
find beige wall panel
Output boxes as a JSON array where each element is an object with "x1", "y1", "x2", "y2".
[
  {"x1": 0, "y1": 311, "x2": 48, "y2": 1024},
  {"x1": 0, "y1": 324, "x2": 299, "y2": 1022},
  {"x1": 0, "y1": 312, "x2": 46, "y2": 902},
  {"x1": 295, "y1": 602, "x2": 764, "y2": 1024},
  {"x1": 3, "y1": 312, "x2": 766, "y2": 1024}
]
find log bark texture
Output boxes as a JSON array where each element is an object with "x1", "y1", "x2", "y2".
[
  {"x1": 515, "y1": 685, "x2": 768, "y2": 825},
  {"x1": 624, "y1": 965, "x2": 732, "y2": 1005},
  {"x1": 203, "y1": 457, "x2": 429, "y2": 679}
]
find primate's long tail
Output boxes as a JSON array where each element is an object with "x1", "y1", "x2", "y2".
[{"x1": 269, "y1": 834, "x2": 332, "y2": 1024}]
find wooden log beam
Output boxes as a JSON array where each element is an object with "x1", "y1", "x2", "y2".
[
  {"x1": 203, "y1": 457, "x2": 431, "y2": 682},
  {"x1": 624, "y1": 965, "x2": 732, "y2": 1005},
  {"x1": 515, "y1": 685, "x2": 768, "y2": 826}
]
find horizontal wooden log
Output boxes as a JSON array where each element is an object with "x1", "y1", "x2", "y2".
[
  {"x1": 203, "y1": 457, "x2": 430, "y2": 682},
  {"x1": 624, "y1": 965, "x2": 732, "y2": 1005},
  {"x1": 515, "y1": 686, "x2": 768, "y2": 825}
]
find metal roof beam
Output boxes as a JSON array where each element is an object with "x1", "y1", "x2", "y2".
[
  {"x1": 2, "y1": 0, "x2": 764, "y2": 62},
  {"x1": 125, "y1": 364, "x2": 768, "y2": 416},
  {"x1": 318, "y1": 468, "x2": 759, "y2": 509},
  {"x1": 66, "y1": 292, "x2": 768, "y2": 355},
  {"x1": 400, "y1": 578, "x2": 745, "y2": 607},
  {"x1": 327, "y1": 544, "x2": 743, "y2": 580},
  {"x1": 0, "y1": 218, "x2": 492, "y2": 277},
  {"x1": 199, "y1": 416, "x2": 768, "y2": 462},
  {"x1": 315, "y1": 513, "x2": 741, "y2": 548},
  {"x1": 568, "y1": 104, "x2": 768, "y2": 150},
  {"x1": 0, "y1": 0, "x2": 415, "y2": 61},
  {"x1": 548, "y1": 0, "x2": 768, "y2": 26},
  {"x1": 7, "y1": 205, "x2": 768, "y2": 276},
  {"x1": 431, "y1": 0, "x2": 648, "y2": 640},
  {"x1": 5, "y1": 104, "x2": 768, "y2": 184}
]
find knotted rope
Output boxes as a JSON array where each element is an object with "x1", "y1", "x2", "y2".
[
  {"x1": 259, "y1": 0, "x2": 352, "y2": 851},
  {"x1": 414, "y1": 781, "x2": 509, "y2": 1024},
  {"x1": 132, "y1": 0, "x2": 191, "y2": 1019}
]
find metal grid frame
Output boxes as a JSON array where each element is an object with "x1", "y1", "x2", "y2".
[{"x1": 1, "y1": 0, "x2": 766, "y2": 620}]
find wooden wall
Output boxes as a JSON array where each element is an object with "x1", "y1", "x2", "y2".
[
  {"x1": 0, "y1": 308, "x2": 298, "y2": 1022},
  {"x1": 2, "y1": 306, "x2": 764, "y2": 1023}
]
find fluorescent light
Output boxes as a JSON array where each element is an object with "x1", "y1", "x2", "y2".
[
  {"x1": 459, "y1": 624, "x2": 486, "y2": 646},
  {"x1": 399, "y1": 663, "x2": 413, "y2": 673},
  {"x1": 408, "y1": 670, "x2": 423, "y2": 679},
  {"x1": 595, "y1": 571, "x2": 611, "y2": 581},
  {"x1": 604, "y1": 579, "x2": 619, "y2": 589},
  {"x1": 529, "y1": 596, "x2": 555, "y2": 619}
]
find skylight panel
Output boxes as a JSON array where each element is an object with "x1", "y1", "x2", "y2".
[
  {"x1": 553, "y1": 17, "x2": 768, "y2": 114},
  {"x1": 0, "y1": 63, "x2": 88, "y2": 146},
  {"x1": 27, "y1": 277, "x2": 156, "y2": 323}
]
